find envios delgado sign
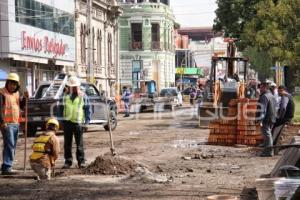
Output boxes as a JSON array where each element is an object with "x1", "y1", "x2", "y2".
[{"x1": 21, "y1": 31, "x2": 68, "y2": 57}]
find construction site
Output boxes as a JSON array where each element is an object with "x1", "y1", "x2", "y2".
[{"x1": 0, "y1": 108, "x2": 298, "y2": 200}]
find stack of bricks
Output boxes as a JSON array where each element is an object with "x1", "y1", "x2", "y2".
[
  {"x1": 208, "y1": 119, "x2": 237, "y2": 146},
  {"x1": 236, "y1": 98, "x2": 263, "y2": 146},
  {"x1": 208, "y1": 99, "x2": 238, "y2": 146},
  {"x1": 208, "y1": 98, "x2": 263, "y2": 146}
]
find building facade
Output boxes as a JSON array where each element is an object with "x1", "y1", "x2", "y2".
[
  {"x1": 117, "y1": 0, "x2": 175, "y2": 93},
  {"x1": 75, "y1": 0, "x2": 121, "y2": 97},
  {"x1": 0, "y1": 0, "x2": 75, "y2": 95}
]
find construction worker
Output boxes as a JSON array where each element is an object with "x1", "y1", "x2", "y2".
[
  {"x1": 256, "y1": 82, "x2": 277, "y2": 157},
  {"x1": 0, "y1": 73, "x2": 28, "y2": 175},
  {"x1": 270, "y1": 82, "x2": 281, "y2": 112},
  {"x1": 29, "y1": 118, "x2": 60, "y2": 180},
  {"x1": 59, "y1": 76, "x2": 91, "y2": 169},
  {"x1": 275, "y1": 85, "x2": 295, "y2": 127}
]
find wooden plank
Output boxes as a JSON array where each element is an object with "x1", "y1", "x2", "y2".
[{"x1": 271, "y1": 136, "x2": 300, "y2": 177}]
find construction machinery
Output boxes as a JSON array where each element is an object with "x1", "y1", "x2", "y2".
[{"x1": 198, "y1": 39, "x2": 250, "y2": 127}]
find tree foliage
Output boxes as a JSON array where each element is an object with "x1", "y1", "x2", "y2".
[{"x1": 214, "y1": 0, "x2": 300, "y2": 84}]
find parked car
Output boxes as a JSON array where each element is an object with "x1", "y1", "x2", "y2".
[{"x1": 23, "y1": 74, "x2": 118, "y2": 137}]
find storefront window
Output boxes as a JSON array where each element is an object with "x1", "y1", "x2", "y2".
[{"x1": 15, "y1": 0, "x2": 74, "y2": 37}]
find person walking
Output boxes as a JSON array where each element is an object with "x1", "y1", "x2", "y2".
[
  {"x1": 59, "y1": 76, "x2": 91, "y2": 169},
  {"x1": 256, "y1": 82, "x2": 277, "y2": 157},
  {"x1": 189, "y1": 85, "x2": 196, "y2": 106},
  {"x1": 30, "y1": 118, "x2": 60, "y2": 180},
  {"x1": 0, "y1": 73, "x2": 28, "y2": 175},
  {"x1": 122, "y1": 86, "x2": 131, "y2": 117}
]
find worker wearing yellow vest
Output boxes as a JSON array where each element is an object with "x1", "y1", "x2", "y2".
[
  {"x1": 0, "y1": 73, "x2": 28, "y2": 175},
  {"x1": 58, "y1": 76, "x2": 91, "y2": 169},
  {"x1": 30, "y1": 118, "x2": 60, "y2": 180}
]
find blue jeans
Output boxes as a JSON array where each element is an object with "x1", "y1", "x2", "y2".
[
  {"x1": 261, "y1": 122, "x2": 273, "y2": 154},
  {"x1": 1, "y1": 124, "x2": 19, "y2": 171},
  {"x1": 124, "y1": 101, "x2": 130, "y2": 115}
]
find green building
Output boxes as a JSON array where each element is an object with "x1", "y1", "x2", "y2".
[{"x1": 117, "y1": 0, "x2": 175, "y2": 93}]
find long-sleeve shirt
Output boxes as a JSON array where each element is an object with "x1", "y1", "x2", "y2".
[
  {"x1": 277, "y1": 93, "x2": 294, "y2": 120},
  {"x1": 30, "y1": 131, "x2": 60, "y2": 168},
  {"x1": 257, "y1": 91, "x2": 277, "y2": 124},
  {"x1": 0, "y1": 92, "x2": 26, "y2": 124}
]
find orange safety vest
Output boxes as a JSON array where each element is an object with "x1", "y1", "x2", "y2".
[{"x1": 0, "y1": 88, "x2": 20, "y2": 123}]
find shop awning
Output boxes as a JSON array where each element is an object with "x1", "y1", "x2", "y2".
[
  {"x1": 176, "y1": 67, "x2": 203, "y2": 75},
  {"x1": 55, "y1": 60, "x2": 74, "y2": 67},
  {"x1": 8, "y1": 53, "x2": 48, "y2": 64}
]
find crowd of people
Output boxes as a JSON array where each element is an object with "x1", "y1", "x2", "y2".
[{"x1": 256, "y1": 81, "x2": 295, "y2": 157}]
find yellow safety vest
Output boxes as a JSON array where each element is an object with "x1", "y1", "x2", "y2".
[
  {"x1": 63, "y1": 95, "x2": 85, "y2": 123},
  {"x1": 29, "y1": 134, "x2": 52, "y2": 160}
]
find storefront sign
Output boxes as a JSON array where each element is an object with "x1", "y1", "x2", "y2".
[{"x1": 21, "y1": 31, "x2": 67, "y2": 56}]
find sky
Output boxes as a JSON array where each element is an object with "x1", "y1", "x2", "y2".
[{"x1": 170, "y1": 0, "x2": 217, "y2": 28}]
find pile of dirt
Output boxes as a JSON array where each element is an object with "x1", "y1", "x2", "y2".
[{"x1": 83, "y1": 155, "x2": 140, "y2": 175}]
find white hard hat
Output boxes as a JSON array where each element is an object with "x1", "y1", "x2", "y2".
[
  {"x1": 270, "y1": 82, "x2": 277, "y2": 87},
  {"x1": 67, "y1": 76, "x2": 80, "y2": 87}
]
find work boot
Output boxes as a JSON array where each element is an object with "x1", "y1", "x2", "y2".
[
  {"x1": 1, "y1": 169, "x2": 17, "y2": 175},
  {"x1": 78, "y1": 163, "x2": 87, "y2": 169},
  {"x1": 259, "y1": 151, "x2": 274, "y2": 157},
  {"x1": 62, "y1": 163, "x2": 72, "y2": 169}
]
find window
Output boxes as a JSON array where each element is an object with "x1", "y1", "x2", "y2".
[
  {"x1": 85, "y1": 85, "x2": 99, "y2": 96},
  {"x1": 92, "y1": 28, "x2": 95, "y2": 64},
  {"x1": 151, "y1": 23, "x2": 160, "y2": 50},
  {"x1": 15, "y1": 0, "x2": 74, "y2": 37},
  {"x1": 108, "y1": 33, "x2": 113, "y2": 65},
  {"x1": 80, "y1": 24, "x2": 86, "y2": 64},
  {"x1": 97, "y1": 30, "x2": 102, "y2": 66},
  {"x1": 131, "y1": 23, "x2": 142, "y2": 50}
]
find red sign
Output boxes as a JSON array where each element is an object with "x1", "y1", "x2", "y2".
[{"x1": 21, "y1": 31, "x2": 67, "y2": 56}]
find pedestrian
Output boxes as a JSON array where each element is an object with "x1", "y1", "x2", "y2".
[
  {"x1": 59, "y1": 76, "x2": 91, "y2": 169},
  {"x1": 196, "y1": 84, "x2": 204, "y2": 106},
  {"x1": 189, "y1": 85, "x2": 196, "y2": 105},
  {"x1": 122, "y1": 86, "x2": 131, "y2": 117},
  {"x1": 270, "y1": 82, "x2": 281, "y2": 112},
  {"x1": 246, "y1": 79, "x2": 258, "y2": 99},
  {"x1": 0, "y1": 73, "x2": 28, "y2": 175},
  {"x1": 30, "y1": 118, "x2": 60, "y2": 180},
  {"x1": 274, "y1": 85, "x2": 295, "y2": 127},
  {"x1": 256, "y1": 82, "x2": 277, "y2": 157}
]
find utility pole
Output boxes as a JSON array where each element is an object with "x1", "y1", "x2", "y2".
[{"x1": 86, "y1": 0, "x2": 93, "y2": 83}]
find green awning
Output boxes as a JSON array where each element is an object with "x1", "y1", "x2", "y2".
[{"x1": 176, "y1": 68, "x2": 203, "y2": 75}]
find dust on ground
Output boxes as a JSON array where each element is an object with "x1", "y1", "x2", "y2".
[{"x1": 0, "y1": 110, "x2": 299, "y2": 200}]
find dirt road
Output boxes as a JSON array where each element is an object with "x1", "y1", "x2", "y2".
[{"x1": 0, "y1": 107, "x2": 298, "y2": 200}]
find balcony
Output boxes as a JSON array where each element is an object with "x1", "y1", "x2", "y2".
[
  {"x1": 131, "y1": 41, "x2": 143, "y2": 50},
  {"x1": 151, "y1": 41, "x2": 160, "y2": 50}
]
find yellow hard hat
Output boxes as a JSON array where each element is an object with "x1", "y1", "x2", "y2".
[
  {"x1": 7, "y1": 73, "x2": 20, "y2": 83},
  {"x1": 46, "y1": 118, "x2": 59, "y2": 130}
]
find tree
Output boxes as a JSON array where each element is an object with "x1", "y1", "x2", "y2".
[
  {"x1": 242, "y1": 0, "x2": 300, "y2": 86},
  {"x1": 213, "y1": 0, "x2": 261, "y2": 45},
  {"x1": 243, "y1": 47, "x2": 273, "y2": 81},
  {"x1": 214, "y1": 0, "x2": 300, "y2": 86}
]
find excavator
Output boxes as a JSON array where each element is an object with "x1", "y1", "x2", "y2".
[{"x1": 198, "y1": 39, "x2": 250, "y2": 127}]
